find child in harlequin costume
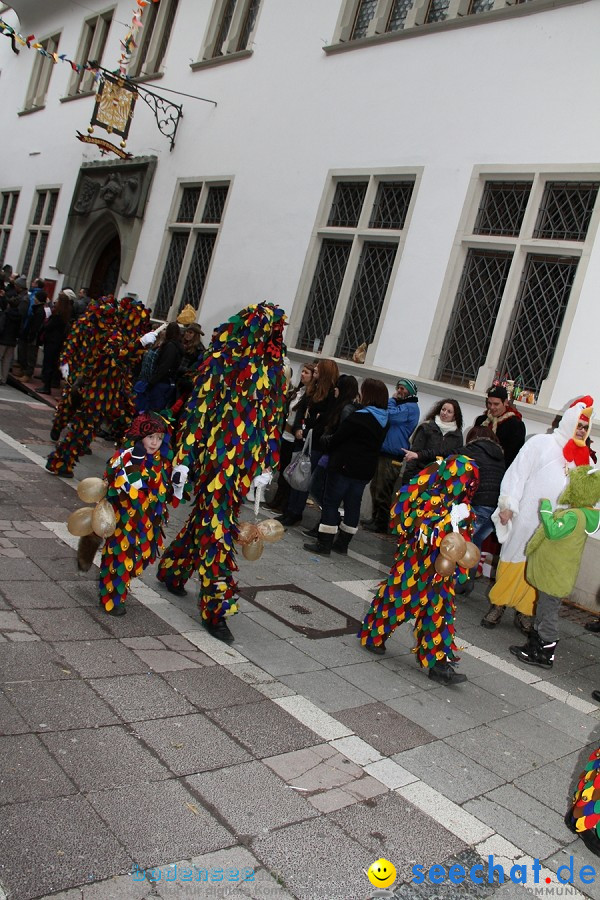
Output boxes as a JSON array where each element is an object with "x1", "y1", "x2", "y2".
[
  {"x1": 99, "y1": 412, "x2": 173, "y2": 617},
  {"x1": 358, "y1": 454, "x2": 479, "y2": 686},
  {"x1": 566, "y1": 746, "x2": 600, "y2": 857},
  {"x1": 510, "y1": 464, "x2": 600, "y2": 669},
  {"x1": 46, "y1": 297, "x2": 157, "y2": 478},
  {"x1": 157, "y1": 302, "x2": 286, "y2": 644},
  {"x1": 482, "y1": 396, "x2": 594, "y2": 632}
]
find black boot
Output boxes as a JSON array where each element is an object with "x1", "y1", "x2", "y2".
[
  {"x1": 332, "y1": 530, "x2": 353, "y2": 555},
  {"x1": 202, "y1": 618, "x2": 234, "y2": 643},
  {"x1": 302, "y1": 525, "x2": 320, "y2": 538},
  {"x1": 303, "y1": 531, "x2": 335, "y2": 556},
  {"x1": 428, "y1": 659, "x2": 467, "y2": 685},
  {"x1": 510, "y1": 630, "x2": 557, "y2": 669}
]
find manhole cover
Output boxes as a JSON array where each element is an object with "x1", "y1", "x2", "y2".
[{"x1": 238, "y1": 584, "x2": 361, "y2": 639}]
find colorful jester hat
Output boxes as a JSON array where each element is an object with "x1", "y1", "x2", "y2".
[
  {"x1": 127, "y1": 412, "x2": 169, "y2": 440},
  {"x1": 392, "y1": 454, "x2": 479, "y2": 539},
  {"x1": 118, "y1": 295, "x2": 152, "y2": 343}
]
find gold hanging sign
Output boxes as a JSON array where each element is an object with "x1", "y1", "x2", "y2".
[{"x1": 77, "y1": 73, "x2": 138, "y2": 158}]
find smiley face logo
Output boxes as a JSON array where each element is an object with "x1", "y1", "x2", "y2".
[{"x1": 367, "y1": 858, "x2": 397, "y2": 888}]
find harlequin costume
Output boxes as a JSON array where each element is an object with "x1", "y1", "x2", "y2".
[
  {"x1": 509, "y1": 464, "x2": 600, "y2": 669},
  {"x1": 358, "y1": 454, "x2": 479, "y2": 685},
  {"x1": 46, "y1": 297, "x2": 153, "y2": 478},
  {"x1": 566, "y1": 747, "x2": 600, "y2": 856},
  {"x1": 482, "y1": 396, "x2": 594, "y2": 631},
  {"x1": 157, "y1": 302, "x2": 286, "y2": 643},
  {"x1": 99, "y1": 412, "x2": 173, "y2": 616}
]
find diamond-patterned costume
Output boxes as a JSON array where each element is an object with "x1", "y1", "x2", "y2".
[
  {"x1": 47, "y1": 297, "x2": 151, "y2": 477},
  {"x1": 157, "y1": 302, "x2": 285, "y2": 626},
  {"x1": 359, "y1": 455, "x2": 479, "y2": 667},
  {"x1": 566, "y1": 747, "x2": 600, "y2": 855}
]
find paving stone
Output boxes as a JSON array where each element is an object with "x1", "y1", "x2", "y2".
[
  {"x1": 332, "y1": 660, "x2": 422, "y2": 701},
  {"x1": 121, "y1": 636, "x2": 166, "y2": 650},
  {"x1": 0, "y1": 640, "x2": 76, "y2": 683},
  {"x1": 0, "y1": 609, "x2": 31, "y2": 631},
  {"x1": 254, "y1": 681, "x2": 298, "y2": 699},
  {"x1": 179, "y1": 649, "x2": 216, "y2": 667},
  {"x1": 386, "y1": 691, "x2": 482, "y2": 738},
  {"x1": 279, "y1": 669, "x2": 374, "y2": 713},
  {"x1": 0, "y1": 795, "x2": 133, "y2": 900},
  {"x1": 132, "y1": 649, "x2": 202, "y2": 672},
  {"x1": 41, "y1": 725, "x2": 171, "y2": 791},
  {"x1": 483, "y1": 784, "x2": 575, "y2": 844},
  {"x1": 0, "y1": 555, "x2": 49, "y2": 580},
  {"x1": 445, "y1": 724, "x2": 545, "y2": 781},
  {"x1": 159, "y1": 633, "x2": 205, "y2": 653},
  {"x1": 527, "y1": 699, "x2": 599, "y2": 742},
  {"x1": 491, "y1": 712, "x2": 589, "y2": 761},
  {"x1": 393, "y1": 741, "x2": 504, "y2": 803},
  {"x1": 51, "y1": 639, "x2": 149, "y2": 678},
  {"x1": 3, "y1": 679, "x2": 120, "y2": 732},
  {"x1": 0, "y1": 687, "x2": 34, "y2": 735},
  {"x1": 514, "y1": 761, "x2": 580, "y2": 815},
  {"x1": 287, "y1": 634, "x2": 379, "y2": 668},
  {"x1": 32, "y1": 555, "x2": 99, "y2": 581},
  {"x1": 6, "y1": 630, "x2": 41, "y2": 641},
  {"x1": 59, "y1": 579, "x2": 103, "y2": 607},
  {"x1": 336, "y1": 702, "x2": 436, "y2": 755},
  {"x1": 87, "y1": 602, "x2": 178, "y2": 638},
  {"x1": 0, "y1": 580, "x2": 82, "y2": 609},
  {"x1": 464, "y1": 796, "x2": 561, "y2": 860},
  {"x1": 134, "y1": 713, "x2": 252, "y2": 775},
  {"x1": 330, "y1": 791, "x2": 467, "y2": 883},
  {"x1": 250, "y1": 815, "x2": 373, "y2": 899},
  {"x1": 17, "y1": 607, "x2": 110, "y2": 641},
  {"x1": 9, "y1": 537, "x2": 77, "y2": 557},
  {"x1": 162, "y1": 666, "x2": 265, "y2": 710},
  {"x1": 0, "y1": 732, "x2": 77, "y2": 803},
  {"x1": 207, "y1": 700, "x2": 322, "y2": 757},
  {"x1": 89, "y1": 673, "x2": 196, "y2": 722},
  {"x1": 87, "y1": 779, "x2": 233, "y2": 869},
  {"x1": 224, "y1": 661, "x2": 278, "y2": 685},
  {"x1": 0, "y1": 547, "x2": 26, "y2": 557},
  {"x1": 232, "y1": 635, "x2": 326, "y2": 676},
  {"x1": 544, "y1": 841, "x2": 600, "y2": 900},
  {"x1": 468, "y1": 671, "x2": 549, "y2": 710},
  {"x1": 187, "y1": 759, "x2": 318, "y2": 836}
]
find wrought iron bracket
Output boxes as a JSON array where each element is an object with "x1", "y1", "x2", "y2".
[{"x1": 135, "y1": 84, "x2": 183, "y2": 152}]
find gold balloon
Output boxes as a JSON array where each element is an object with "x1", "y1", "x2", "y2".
[
  {"x1": 458, "y1": 541, "x2": 481, "y2": 568},
  {"x1": 242, "y1": 538, "x2": 264, "y2": 561},
  {"x1": 77, "y1": 477, "x2": 108, "y2": 503},
  {"x1": 67, "y1": 506, "x2": 94, "y2": 537},
  {"x1": 257, "y1": 519, "x2": 285, "y2": 543},
  {"x1": 91, "y1": 499, "x2": 117, "y2": 538},
  {"x1": 439, "y1": 532, "x2": 467, "y2": 562},
  {"x1": 435, "y1": 554, "x2": 456, "y2": 576},
  {"x1": 236, "y1": 521, "x2": 261, "y2": 545}
]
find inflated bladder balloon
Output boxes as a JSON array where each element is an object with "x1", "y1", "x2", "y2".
[
  {"x1": 67, "y1": 506, "x2": 94, "y2": 537},
  {"x1": 257, "y1": 519, "x2": 285, "y2": 543},
  {"x1": 242, "y1": 538, "x2": 264, "y2": 561},
  {"x1": 91, "y1": 499, "x2": 117, "y2": 538},
  {"x1": 237, "y1": 521, "x2": 261, "y2": 545},
  {"x1": 77, "y1": 477, "x2": 108, "y2": 503},
  {"x1": 434, "y1": 554, "x2": 456, "y2": 576},
  {"x1": 459, "y1": 541, "x2": 481, "y2": 568},
  {"x1": 439, "y1": 532, "x2": 467, "y2": 561}
]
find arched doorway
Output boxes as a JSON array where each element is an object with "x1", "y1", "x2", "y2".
[{"x1": 89, "y1": 234, "x2": 121, "y2": 298}]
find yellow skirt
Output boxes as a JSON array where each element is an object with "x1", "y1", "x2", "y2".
[{"x1": 489, "y1": 560, "x2": 537, "y2": 616}]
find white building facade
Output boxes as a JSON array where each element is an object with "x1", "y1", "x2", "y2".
[{"x1": 1, "y1": 0, "x2": 599, "y2": 430}]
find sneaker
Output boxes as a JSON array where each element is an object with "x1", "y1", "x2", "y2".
[{"x1": 480, "y1": 603, "x2": 505, "y2": 629}]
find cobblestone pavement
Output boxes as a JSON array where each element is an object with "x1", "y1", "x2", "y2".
[{"x1": 1, "y1": 381, "x2": 600, "y2": 900}]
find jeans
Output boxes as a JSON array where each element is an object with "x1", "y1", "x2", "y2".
[
  {"x1": 471, "y1": 505, "x2": 495, "y2": 549},
  {"x1": 321, "y1": 470, "x2": 369, "y2": 531}
]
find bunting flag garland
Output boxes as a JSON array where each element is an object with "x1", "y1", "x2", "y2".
[
  {"x1": 358, "y1": 455, "x2": 479, "y2": 668},
  {"x1": 157, "y1": 302, "x2": 286, "y2": 627},
  {"x1": 118, "y1": 0, "x2": 161, "y2": 75}
]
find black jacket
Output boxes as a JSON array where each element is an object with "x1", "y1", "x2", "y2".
[
  {"x1": 0, "y1": 299, "x2": 23, "y2": 347},
  {"x1": 327, "y1": 409, "x2": 388, "y2": 481},
  {"x1": 41, "y1": 313, "x2": 69, "y2": 353},
  {"x1": 293, "y1": 388, "x2": 337, "y2": 447},
  {"x1": 456, "y1": 438, "x2": 505, "y2": 508},
  {"x1": 148, "y1": 340, "x2": 183, "y2": 386},
  {"x1": 402, "y1": 419, "x2": 464, "y2": 484},
  {"x1": 474, "y1": 411, "x2": 525, "y2": 469}
]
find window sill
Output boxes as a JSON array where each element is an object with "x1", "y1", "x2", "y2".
[
  {"x1": 324, "y1": 0, "x2": 589, "y2": 54},
  {"x1": 18, "y1": 105, "x2": 45, "y2": 116},
  {"x1": 60, "y1": 91, "x2": 96, "y2": 104},
  {"x1": 190, "y1": 49, "x2": 252, "y2": 71},
  {"x1": 128, "y1": 71, "x2": 165, "y2": 86}
]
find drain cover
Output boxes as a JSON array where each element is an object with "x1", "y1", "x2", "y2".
[{"x1": 238, "y1": 584, "x2": 361, "y2": 639}]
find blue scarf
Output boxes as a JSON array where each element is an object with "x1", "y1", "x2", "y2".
[{"x1": 357, "y1": 405, "x2": 389, "y2": 427}]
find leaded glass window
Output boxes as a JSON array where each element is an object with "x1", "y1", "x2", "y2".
[
  {"x1": 425, "y1": 0, "x2": 450, "y2": 23},
  {"x1": 369, "y1": 182, "x2": 414, "y2": 229},
  {"x1": 0, "y1": 190, "x2": 19, "y2": 266},
  {"x1": 351, "y1": 0, "x2": 378, "y2": 39},
  {"x1": 180, "y1": 233, "x2": 217, "y2": 311},
  {"x1": 336, "y1": 242, "x2": 397, "y2": 359},
  {"x1": 533, "y1": 182, "x2": 600, "y2": 242},
  {"x1": 31, "y1": 232, "x2": 49, "y2": 282},
  {"x1": 238, "y1": 0, "x2": 261, "y2": 50},
  {"x1": 20, "y1": 189, "x2": 58, "y2": 280},
  {"x1": 328, "y1": 182, "x2": 368, "y2": 228},
  {"x1": 202, "y1": 186, "x2": 229, "y2": 223},
  {"x1": 498, "y1": 255, "x2": 579, "y2": 394},
  {"x1": 177, "y1": 188, "x2": 201, "y2": 223},
  {"x1": 154, "y1": 232, "x2": 188, "y2": 319},
  {"x1": 387, "y1": 0, "x2": 414, "y2": 30},
  {"x1": 297, "y1": 240, "x2": 352, "y2": 352},
  {"x1": 469, "y1": 0, "x2": 494, "y2": 11},
  {"x1": 207, "y1": 0, "x2": 263, "y2": 59},
  {"x1": 21, "y1": 232, "x2": 36, "y2": 280},
  {"x1": 436, "y1": 249, "x2": 513, "y2": 386},
  {"x1": 474, "y1": 181, "x2": 532, "y2": 236}
]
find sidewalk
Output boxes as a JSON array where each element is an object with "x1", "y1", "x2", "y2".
[{"x1": 1, "y1": 380, "x2": 600, "y2": 900}]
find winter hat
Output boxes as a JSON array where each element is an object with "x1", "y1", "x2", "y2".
[
  {"x1": 396, "y1": 377, "x2": 418, "y2": 397},
  {"x1": 127, "y1": 412, "x2": 168, "y2": 439},
  {"x1": 15, "y1": 276, "x2": 27, "y2": 289},
  {"x1": 487, "y1": 385, "x2": 508, "y2": 402},
  {"x1": 62, "y1": 288, "x2": 77, "y2": 301}
]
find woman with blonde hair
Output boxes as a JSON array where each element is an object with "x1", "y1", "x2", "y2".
[{"x1": 276, "y1": 358, "x2": 339, "y2": 527}]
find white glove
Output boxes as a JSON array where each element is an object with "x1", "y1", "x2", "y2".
[
  {"x1": 140, "y1": 331, "x2": 157, "y2": 347},
  {"x1": 172, "y1": 464, "x2": 189, "y2": 499},
  {"x1": 60, "y1": 363, "x2": 69, "y2": 380},
  {"x1": 450, "y1": 502, "x2": 469, "y2": 531},
  {"x1": 251, "y1": 470, "x2": 273, "y2": 490}
]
